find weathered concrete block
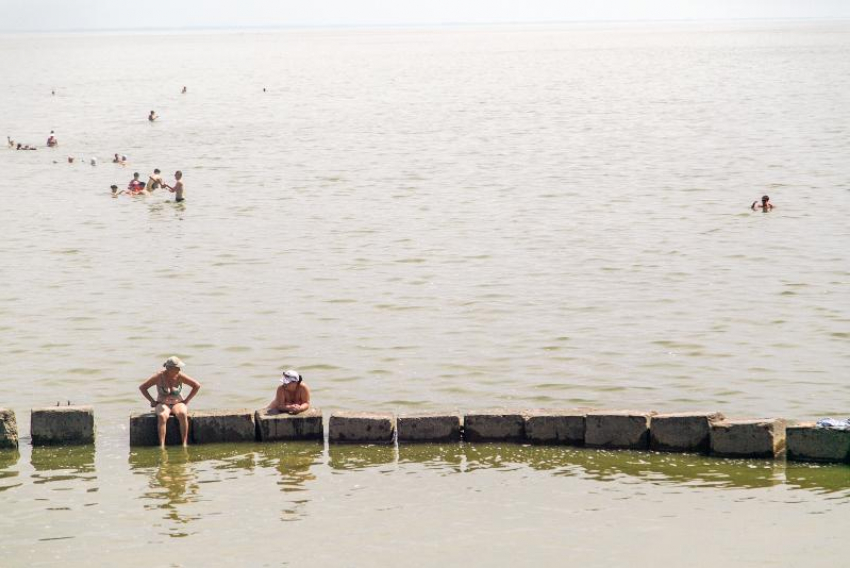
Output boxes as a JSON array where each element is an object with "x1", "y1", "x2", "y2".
[
  {"x1": 585, "y1": 410, "x2": 655, "y2": 449},
  {"x1": 129, "y1": 412, "x2": 185, "y2": 446},
  {"x1": 0, "y1": 409, "x2": 18, "y2": 449},
  {"x1": 787, "y1": 423, "x2": 850, "y2": 464},
  {"x1": 710, "y1": 419, "x2": 786, "y2": 458},
  {"x1": 463, "y1": 410, "x2": 525, "y2": 442},
  {"x1": 328, "y1": 412, "x2": 396, "y2": 444},
  {"x1": 397, "y1": 412, "x2": 462, "y2": 442},
  {"x1": 31, "y1": 406, "x2": 94, "y2": 446},
  {"x1": 255, "y1": 408, "x2": 324, "y2": 441},
  {"x1": 523, "y1": 409, "x2": 585, "y2": 445},
  {"x1": 650, "y1": 411, "x2": 725, "y2": 453},
  {"x1": 191, "y1": 409, "x2": 256, "y2": 443}
]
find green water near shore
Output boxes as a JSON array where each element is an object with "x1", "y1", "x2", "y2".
[{"x1": 1, "y1": 440, "x2": 847, "y2": 567}]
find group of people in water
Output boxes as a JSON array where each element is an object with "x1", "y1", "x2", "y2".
[
  {"x1": 139, "y1": 357, "x2": 311, "y2": 448},
  {"x1": 111, "y1": 168, "x2": 185, "y2": 201},
  {"x1": 7, "y1": 95, "x2": 189, "y2": 203}
]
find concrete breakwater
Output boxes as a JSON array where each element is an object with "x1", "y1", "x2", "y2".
[{"x1": 1, "y1": 406, "x2": 849, "y2": 465}]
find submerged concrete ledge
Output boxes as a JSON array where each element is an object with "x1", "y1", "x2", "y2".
[
  {"x1": 4, "y1": 406, "x2": 848, "y2": 467},
  {"x1": 0, "y1": 409, "x2": 18, "y2": 449},
  {"x1": 256, "y1": 408, "x2": 323, "y2": 442},
  {"x1": 464, "y1": 409, "x2": 525, "y2": 442},
  {"x1": 787, "y1": 423, "x2": 850, "y2": 464},
  {"x1": 650, "y1": 412, "x2": 725, "y2": 453},
  {"x1": 191, "y1": 409, "x2": 256, "y2": 444},
  {"x1": 585, "y1": 410, "x2": 655, "y2": 450},
  {"x1": 710, "y1": 419, "x2": 786, "y2": 459},
  {"x1": 397, "y1": 412, "x2": 462, "y2": 443},
  {"x1": 130, "y1": 412, "x2": 186, "y2": 446},
  {"x1": 31, "y1": 406, "x2": 94, "y2": 446},
  {"x1": 523, "y1": 409, "x2": 585, "y2": 446},
  {"x1": 329, "y1": 412, "x2": 396, "y2": 444}
]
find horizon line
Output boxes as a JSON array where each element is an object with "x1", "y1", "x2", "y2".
[{"x1": 1, "y1": 15, "x2": 848, "y2": 35}]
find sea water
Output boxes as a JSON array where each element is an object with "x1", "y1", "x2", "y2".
[{"x1": 0, "y1": 20, "x2": 848, "y2": 567}]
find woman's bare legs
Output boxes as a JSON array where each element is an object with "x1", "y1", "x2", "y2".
[
  {"x1": 155, "y1": 403, "x2": 172, "y2": 449},
  {"x1": 172, "y1": 402, "x2": 190, "y2": 447}
]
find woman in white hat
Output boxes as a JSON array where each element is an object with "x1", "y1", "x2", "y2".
[
  {"x1": 139, "y1": 356, "x2": 201, "y2": 447},
  {"x1": 267, "y1": 369, "x2": 311, "y2": 415}
]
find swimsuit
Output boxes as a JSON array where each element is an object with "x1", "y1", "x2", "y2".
[{"x1": 157, "y1": 378, "x2": 183, "y2": 406}]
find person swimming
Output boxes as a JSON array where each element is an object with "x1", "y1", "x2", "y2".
[
  {"x1": 46, "y1": 131, "x2": 57, "y2": 147},
  {"x1": 751, "y1": 195, "x2": 774, "y2": 212},
  {"x1": 148, "y1": 110, "x2": 157, "y2": 122},
  {"x1": 145, "y1": 168, "x2": 163, "y2": 192},
  {"x1": 127, "y1": 172, "x2": 146, "y2": 194},
  {"x1": 110, "y1": 184, "x2": 124, "y2": 197}
]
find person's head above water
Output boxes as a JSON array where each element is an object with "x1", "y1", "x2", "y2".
[
  {"x1": 153, "y1": 168, "x2": 161, "y2": 174},
  {"x1": 110, "y1": 184, "x2": 118, "y2": 192},
  {"x1": 175, "y1": 170, "x2": 183, "y2": 180},
  {"x1": 133, "y1": 172, "x2": 140, "y2": 179},
  {"x1": 762, "y1": 195, "x2": 770, "y2": 203}
]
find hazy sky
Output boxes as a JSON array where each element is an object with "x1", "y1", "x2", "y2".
[{"x1": 2, "y1": 0, "x2": 849, "y2": 32}]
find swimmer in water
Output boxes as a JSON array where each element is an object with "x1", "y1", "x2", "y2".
[
  {"x1": 127, "y1": 172, "x2": 146, "y2": 194},
  {"x1": 67, "y1": 156, "x2": 75, "y2": 164},
  {"x1": 182, "y1": 86, "x2": 187, "y2": 94},
  {"x1": 163, "y1": 170, "x2": 185, "y2": 202},
  {"x1": 148, "y1": 110, "x2": 157, "y2": 122},
  {"x1": 7, "y1": 136, "x2": 13, "y2": 148},
  {"x1": 111, "y1": 184, "x2": 126, "y2": 197},
  {"x1": 751, "y1": 195, "x2": 774, "y2": 212},
  {"x1": 145, "y1": 168, "x2": 163, "y2": 192},
  {"x1": 46, "y1": 131, "x2": 57, "y2": 147}
]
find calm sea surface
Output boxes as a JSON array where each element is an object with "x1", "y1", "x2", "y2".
[{"x1": 0, "y1": 21, "x2": 848, "y2": 566}]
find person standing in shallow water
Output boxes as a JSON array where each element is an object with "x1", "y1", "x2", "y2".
[
  {"x1": 751, "y1": 195, "x2": 774, "y2": 211},
  {"x1": 267, "y1": 370, "x2": 311, "y2": 415},
  {"x1": 163, "y1": 170, "x2": 185, "y2": 202},
  {"x1": 139, "y1": 357, "x2": 201, "y2": 448}
]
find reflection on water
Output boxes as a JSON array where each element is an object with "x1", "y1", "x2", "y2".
[
  {"x1": 255, "y1": 442, "x2": 322, "y2": 492},
  {"x1": 30, "y1": 445, "x2": 96, "y2": 485},
  {"x1": 129, "y1": 447, "x2": 201, "y2": 537},
  {"x1": 398, "y1": 443, "x2": 465, "y2": 474},
  {"x1": 0, "y1": 450, "x2": 20, "y2": 492},
  {"x1": 328, "y1": 444, "x2": 397, "y2": 472},
  {"x1": 785, "y1": 463, "x2": 850, "y2": 496},
  {"x1": 255, "y1": 442, "x2": 323, "y2": 521}
]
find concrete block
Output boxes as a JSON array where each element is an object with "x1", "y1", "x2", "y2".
[
  {"x1": 463, "y1": 410, "x2": 525, "y2": 442},
  {"x1": 710, "y1": 419, "x2": 786, "y2": 458},
  {"x1": 787, "y1": 423, "x2": 850, "y2": 464},
  {"x1": 328, "y1": 412, "x2": 396, "y2": 444},
  {"x1": 129, "y1": 412, "x2": 185, "y2": 446},
  {"x1": 585, "y1": 410, "x2": 655, "y2": 449},
  {"x1": 31, "y1": 406, "x2": 94, "y2": 446},
  {"x1": 523, "y1": 409, "x2": 585, "y2": 445},
  {"x1": 397, "y1": 412, "x2": 462, "y2": 443},
  {"x1": 0, "y1": 409, "x2": 18, "y2": 449},
  {"x1": 191, "y1": 409, "x2": 256, "y2": 443},
  {"x1": 650, "y1": 411, "x2": 725, "y2": 453},
  {"x1": 255, "y1": 408, "x2": 324, "y2": 441}
]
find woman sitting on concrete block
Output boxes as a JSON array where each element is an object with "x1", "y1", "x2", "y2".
[
  {"x1": 139, "y1": 356, "x2": 201, "y2": 448},
  {"x1": 267, "y1": 369, "x2": 311, "y2": 415}
]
